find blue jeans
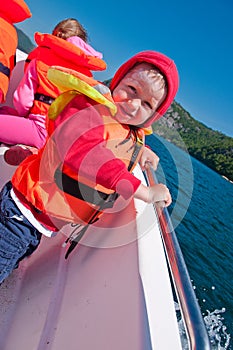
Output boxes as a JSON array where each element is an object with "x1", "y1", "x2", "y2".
[{"x1": 0, "y1": 182, "x2": 42, "y2": 284}]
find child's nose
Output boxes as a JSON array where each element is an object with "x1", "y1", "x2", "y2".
[{"x1": 127, "y1": 98, "x2": 141, "y2": 111}]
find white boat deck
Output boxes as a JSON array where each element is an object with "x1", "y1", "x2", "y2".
[{"x1": 0, "y1": 148, "x2": 182, "y2": 349}]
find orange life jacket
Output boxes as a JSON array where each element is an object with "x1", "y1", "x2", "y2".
[
  {"x1": 0, "y1": 19, "x2": 17, "y2": 102},
  {"x1": 12, "y1": 108, "x2": 144, "y2": 226},
  {"x1": 12, "y1": 69, "x2": 144, "y2": 227},
  {"x1": 0, "y1": 0, "x2": 31, "y2": 102},
  {"x1": 0, "y1": 0, "x2": 31, "y2": 23},
  {"x1": 25, "y1": 33, "x2": 106, "y2": 73},
  {"x1": 26, "y1": 33, "x2": 107, "y2": 117}
]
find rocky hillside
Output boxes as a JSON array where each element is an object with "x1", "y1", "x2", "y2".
[{"x1": 153, "y1": 101, "x2": 233, "y2": 181}]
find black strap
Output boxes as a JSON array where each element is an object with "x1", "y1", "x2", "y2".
[
  {"x1": 34, "y1": 92, "x2": 55, "y2": 105},
  {"x1": 54, "y1": 168, "x2": 118, "y2": 209},
  {"x1": 64, "y1": 225, "x2": 89, "y2": 259},
  {"x1": 0, "y1": 62, "x2": 10, "y2": 78},
  {"x1": 128, "y1": 142, "x2": 142, "y2": 171},
  {"x1": 127, "y1": 128, "x2": 143, "y2": 171}
]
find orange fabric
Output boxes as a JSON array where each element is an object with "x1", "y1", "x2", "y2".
[
  {"x1": 0, "y1": 18, "x2": 17, "y2": 102},
  {"x1": 0, "y1": 0, "x2": 31, "y2": 23},
  {"x1": 61, "y1": 111, "x2": 142, "y2": 193},
  {"x1": 0, "y1": 0, "x2": 31, "y2": 102}
]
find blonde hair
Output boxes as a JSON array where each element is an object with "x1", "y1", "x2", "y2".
[
  {"x1": 132, "y1": 62, "x2": 167, "y2": 102},
  {"x1": 143, "y1": 64, "x2": 167, "y2": 91},
  {"x1": 52, "y1": 18, "x2": 88, "y2": 42}
]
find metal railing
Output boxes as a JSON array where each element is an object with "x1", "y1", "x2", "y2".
[{"x1": 144, "y1": 165, "x2": 211, "y2": 350}]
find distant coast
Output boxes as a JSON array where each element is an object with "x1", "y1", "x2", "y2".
[{"x1": 153, "y1": 101, "x2": 233, "y2": 182}]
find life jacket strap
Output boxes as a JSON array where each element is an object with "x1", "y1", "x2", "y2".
[
  {"x1": 54, "y1": 168, "x2": 118, "y2": 209},
  {"x1": 127, "y1": 128, "x2": 144, "y2": 172},
  {"x1": 0, "y1": 62, "x2": 10, "y2": 78},
  {"x1": 34, "y1": 92, "x2": 55, "y2": 105},
  {"x1": 54, "y1": 166, "x2": 119, "y2": 259},
  {"x1": 64, "y1": 224, "x2": 89, "y2": 259}
]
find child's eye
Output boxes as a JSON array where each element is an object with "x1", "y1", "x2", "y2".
[
  {"x1": 128, "y1": 85, "x2": 137, "y2": 93},
  {"x1": 144, "y1": 101, "x2": 152, "y2": 109}
]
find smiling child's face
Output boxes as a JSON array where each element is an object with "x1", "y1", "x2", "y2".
[{"x1": 112, "y1": 63, "x2": 167, "y2": 126}]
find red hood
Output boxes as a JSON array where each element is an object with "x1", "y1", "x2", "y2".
[{"x1": 110, "y1": 51, "x2": 179, "y2": 127}]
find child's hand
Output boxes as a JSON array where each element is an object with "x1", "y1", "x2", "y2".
[
  {"x1": 134, "y1": 183, "x2": 172, "y2": 207},
  {"x1": 148, "y1": 184, "x2": 172, "y2": 207},
  {"x1": 140, "y1": 147, "x2": 159, "y2": 171}
]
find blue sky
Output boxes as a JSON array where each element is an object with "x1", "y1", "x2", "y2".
[{"x1": 17, "y1": 0, "x2": 233, "y2": 137}]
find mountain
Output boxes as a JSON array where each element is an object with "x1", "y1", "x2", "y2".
[
  {"x1": 153, "y1": 101, "x2": 233, "y2": 181},
  {"x1": 16, "y1": 27, "x2": 35, "y2": 53}
]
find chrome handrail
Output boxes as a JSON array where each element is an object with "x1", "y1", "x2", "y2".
[{"x1": 144, "y1": 165, "x2": 211, "y2": 350}]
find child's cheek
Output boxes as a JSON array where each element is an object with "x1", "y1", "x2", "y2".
[{"x1": 113, "y1": 88, "x2": 128, "y2": 102}]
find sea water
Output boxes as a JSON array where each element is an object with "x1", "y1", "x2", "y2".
[{"x1": 146, "y1": 134, "x2": 233, "y2": 349}]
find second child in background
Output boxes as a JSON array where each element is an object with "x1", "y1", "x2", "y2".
[{"x1": 1, "y1": 18, "x2": 106, "y2": 165}]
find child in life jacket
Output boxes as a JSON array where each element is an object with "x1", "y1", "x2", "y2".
[
  {"x1": 0, "y1": 0, "x2": 31, "y2": 103},
  {"x1": 0, "y1": 50, "x2": 179, "y2": 283},
  {"x1": 1, "y1": 17, "x2": 106, "y2": 165}
]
